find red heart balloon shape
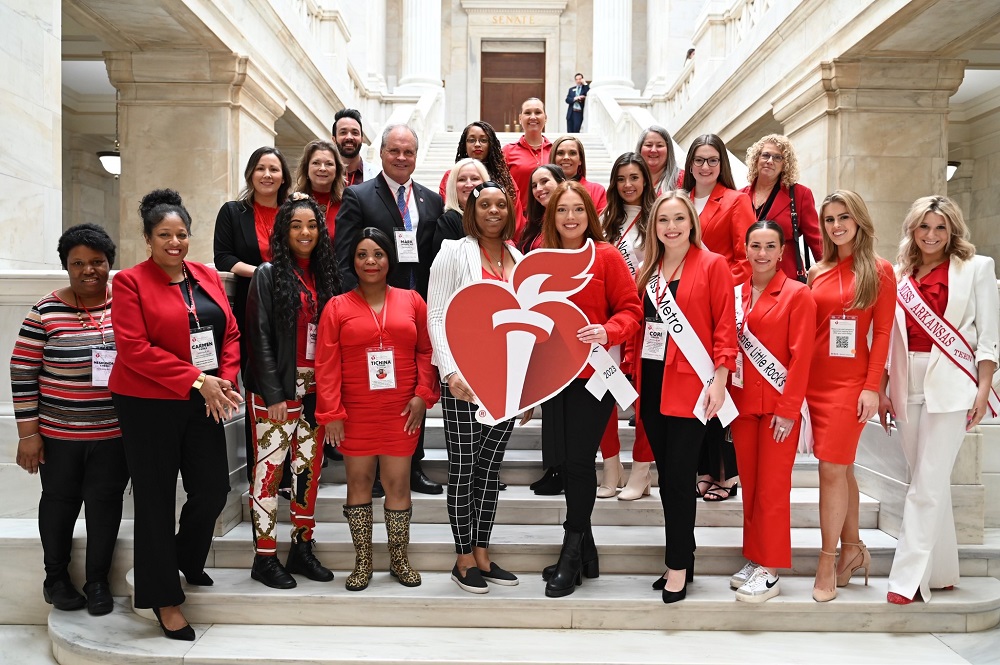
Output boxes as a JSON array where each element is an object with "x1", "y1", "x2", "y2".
[{"x1": 444, "y1": 241, "x2": 595, "y2": 423}]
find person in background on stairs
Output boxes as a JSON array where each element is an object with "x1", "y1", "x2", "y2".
[
  {"x1": 11, "y1": 224, "x2": 128, "y2": 617},
  {"x1": 316, "y1": 227, "x2": 440, "y2": 592},
  {"x1": 728, "y1": 220, "x2": 816, "y2": 603},
  {"x1": 538, "y1": 181, "x2": 642, "y2": 598},
  {"x1": 682, "y1": 134, "x2": 755, "y2": 504},
  {"x1": 635, "y1": 125, "x2": 684, "y2": 196},
  {"x1": 438, "y1": 122, "x2": 519, "y2": 235},
  {"x1": 550, "y1": 135, "x2": 607, "y2": 214},
  {"x1": 599, "y1": 152, "x2": 659, "y2": 500},
  {"x1": 565, "y1": 73, "x2": 589, "y2": 133},
  {"x1": 244, "y1": 194, "x2": 341, "y2": 590},
  {"x1": 427, "y1": 181, "x2": 524, "y2": 593},
  {"x1": 503, "y1": 98, "x2": 552, "y2": 221},
  {"x1": 806, "y1": 190, "x2": 895, "y2": 602},
  {"x1": 110, "y1": 189, "x2": 243, "y2": 641},
  {"x1": 880, "y1": 196, "x2": 999, "y2": 605},
  {"x1": 633, "y1": 191, "x2": 736, "y2": 604}
]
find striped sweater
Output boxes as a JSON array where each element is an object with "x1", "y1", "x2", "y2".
[{"x1": 10, "y1": 292, "x2": 121, "y2": 441}]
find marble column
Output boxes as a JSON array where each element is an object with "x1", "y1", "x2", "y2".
[
  {"x1": 105, "y1": 51, "x2": 285, "y2": 267},
  {"x1": 774, "y1": 57, "x2": 965, "y2": 260},
  {"x1": 397, "y1": 0, "x2": 442, "y2": 90},
  {"x1": 0, "y1": 0, "x2": 62, "y2": 269},
  {"x1": 590, "y1": 0, "x2": 635, "y2": 90}
]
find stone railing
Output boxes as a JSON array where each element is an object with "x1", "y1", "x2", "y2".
[{"x1": 382, "y1": 87, "x2": 448, "y2": 163}]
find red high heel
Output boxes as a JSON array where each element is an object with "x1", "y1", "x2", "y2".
[{"x1": 887, "y1": 591, "x2": 915, "y2": 605}]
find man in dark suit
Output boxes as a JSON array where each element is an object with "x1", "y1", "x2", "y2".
[
  {"x1": 334, "y1": 123, "x2": 444, "y2": 494},
  {"x1": 565, "y1": 73, "x2": 589, "y2": 133}
]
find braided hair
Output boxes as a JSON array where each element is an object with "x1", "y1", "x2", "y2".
[{"x1": 454, "y1": 121, "x2": 516, "y2": 195}]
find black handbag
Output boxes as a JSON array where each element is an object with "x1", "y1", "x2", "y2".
[{"x1": 788, "y1": 184, "x2": 811, "y2": 283}]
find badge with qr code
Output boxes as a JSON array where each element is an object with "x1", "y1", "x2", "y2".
[{"x1": 829, "y1": 316, "x2": 857, "y2": 358}]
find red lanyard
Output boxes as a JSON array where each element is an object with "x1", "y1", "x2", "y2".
[
  {"x1": 362, "y1": 287, "x2": 390, "y2": 348},
  {"x1": 180, "y1": 264, "x2": 201, "y2": 328},
  {"x1": 76, "y1": 289, "x2": 110, "y2": 344},
  {"x1": 656, "y1": 254, "x2": 686, "y2": 306},
  {"x1": 836, "y1": 257, "x2": 849, "y2": 314},
  {"x1": 618, "y1": 211, "x2": 641, "y2": 247},
  {"x1": 481, "y1": 244, "x2": 507, "y2": 282},
  {"x1": 347, "y1": 171, "x2": 358, "y2": 187}
]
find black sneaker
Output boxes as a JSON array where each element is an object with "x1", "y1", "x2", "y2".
[
  {"x1": 451, "y1": 565, "x2": 489, "y2": 594},
  {"x1": 479, "y1": 562, "x2": 519, "y2": 586}
]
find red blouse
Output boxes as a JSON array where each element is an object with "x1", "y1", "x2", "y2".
[
  {"x1": 905, "y1": 261, "x2": 949, "y2": 352},
  {"x1": 254, "y1": 202, "x2": 278, "y2": 262}
]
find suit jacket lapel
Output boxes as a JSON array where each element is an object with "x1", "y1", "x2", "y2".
[
  {"x1": 944, "y1": 256, "x2": 970, "y2": 324},
  {"x1": 238, "y1": 203, "x2": 261, "y2": 264},
  {"x1": 375, "y1": 175, "x2": 404, "y2": 227}
]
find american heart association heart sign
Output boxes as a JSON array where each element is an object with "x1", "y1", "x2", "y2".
[{"x1": 444, "y1": 239, "x2": 596, "y2": 425}]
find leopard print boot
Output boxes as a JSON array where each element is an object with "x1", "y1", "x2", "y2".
[
  {"x1": 342, "y1": 503, "x2": 374, "y2": 591},
  {"x1": 384, "y1": 506, "x2": 421, "y2": 587}
]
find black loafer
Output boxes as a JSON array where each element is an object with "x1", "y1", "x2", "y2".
[
  {"x1": 479, "y1": 562, "x2": 518, "y2": 586},
  {"x1": 83, "y1": 581, "x2": 114, "y2": 616},
  {"x1": 42, "y1": 579, "x2": 86, "y2": 611},
  {"x1": 411, "y1": 468, "x2": 443, "y2": 495},
  {"x1": 451, "y1": 565, "x2": 489, "y2": 594}
]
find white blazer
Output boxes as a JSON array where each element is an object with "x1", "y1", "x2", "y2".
[
  {"x1": 888, "y1": 254, "x2": 1000, "y2": 416},
  {"x1": 427, "y1": 236, "x2": 524, "y2": 378}
]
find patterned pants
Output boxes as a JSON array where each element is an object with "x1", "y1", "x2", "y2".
[
  {"x1": 249, "y1": 369, "x2": 323, "y2": 554},
  {"x1": 441, "y1": 383, "x2": 514, "y2": 554}
]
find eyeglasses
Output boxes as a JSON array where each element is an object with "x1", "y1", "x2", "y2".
[
  {"x1": 759, "y1": 152, "x2": 784, "y2": 163},
  {"x1": 465, "y1": 137, "x2": 489, "y2": 145},
  {"x1": 692, "y1": 157, "x2": 720, "y2": 167}
]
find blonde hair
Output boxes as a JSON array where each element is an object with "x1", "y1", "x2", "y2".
[
  {"x1": 445, "y1": 158, "x2": 490, "y2": 212},
  {"x1": 635, "y1": 190, "x2": 703, "y2": 289},
  {"x1": 745, "y1": 134, "x2": 800, "y2": 188},
  {"x1": 819, "y1": 190, "x2": 881, "y2": 310},
  {"x1": 896, "y1": 195, "x2": 975, "y2": 278}
]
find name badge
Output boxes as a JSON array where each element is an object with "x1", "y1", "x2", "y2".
[
  {"x1": 190, "y1": 326, "x2": 219, "y2": 371},
  {"x1": 306, "y1": 322, "x2": 317, "y2": 360},
  {"x1": 732, "y1": 352, "x2": 744, "y2": 389},
  {"x1": 394, "y1": 230, "x2": 419, "y2": 263},
  {"x1": 367, "y1": 346, "x2": 396, "y2": 390},
  {"x1": 829, "y1": 316, "x2": 857, "y2": 358},
  {"x1": 641, "y1": 318, "x2": 667, "y2": 361},
  {"x1": 91, "y1": 345, "x2": 117, "y2": 387}
]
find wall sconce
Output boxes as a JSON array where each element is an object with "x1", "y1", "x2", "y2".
[
  {"x1": 97, "y1": 90, "x2": 121, "y2": 178},
  {"x1": 947, "y1": 161, "x2": 961, "y2": 181}
]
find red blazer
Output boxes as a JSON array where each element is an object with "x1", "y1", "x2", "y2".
[
  {"x1": 109, "y1": 259, "x2": 241, "y2": 399},
  {"x1": 740, "y1": 181, "x2": 822, "y2": 280},
  {"x1": 635, "y1": 246, "x2": 737, "y2": 418},
  {"x1": 693, "y1": 184, "x2": 754, "y2": 285},
  {"x1": 730, "y1": 271, "x2": 816, "y2": 419}
]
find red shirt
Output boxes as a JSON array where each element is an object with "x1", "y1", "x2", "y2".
[
  {"x1": 905, "y1": 261, "x2": 949, "y2": 352},
  {"x1": 503, "y1": 136, "x2": 552, "y2": 217},
  {"x1": 254, "y1": 202, "x2": 278, "y2": 262}
]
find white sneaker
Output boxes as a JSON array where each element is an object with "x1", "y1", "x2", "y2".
[
  {"x1": 729, "y1": 561, "x2": 759, "y2": 589},
  {"x1": 735, "y1": 568, "x2": 780, "y2": 603}
]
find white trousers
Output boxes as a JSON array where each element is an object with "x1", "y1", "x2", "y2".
[{"x1": 887, "y1": 353, "x2": 967, "y2": 601}]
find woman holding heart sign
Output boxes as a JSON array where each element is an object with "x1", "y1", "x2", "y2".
[
  {"x1": 538, "y1": 180, "x2": 642, "y2": 598},
  {"x1": 428, "y1": 181, "x2": 524, "y2": 594}
]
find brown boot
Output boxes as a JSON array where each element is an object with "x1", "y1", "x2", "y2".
[
  {"x1": 342, "y1": 503, "x2": 373, "y2": 591},
  {"x1": 384, "y1": 506, "x2": 421, "y2": 587}
]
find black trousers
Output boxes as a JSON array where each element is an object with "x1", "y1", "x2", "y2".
[
  {"x1": 38, "y1": 436, "x2": 129, "y2": 584},
  {"x1": 545, "y1": 379, "x2": 616, "y2": 532},
  {"x1": 641, "y1": 409, "x2": 705, "y2": 570},
  {"x1": 697, "y1": 417, "x2": 738, "y2": 480},
  {"x1": 113, "y1": 391, "x2": 230, "y2": 609}
]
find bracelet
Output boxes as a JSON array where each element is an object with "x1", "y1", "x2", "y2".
[{"x1": 19, "y1": 433, "x2": 39, "y2": 440}]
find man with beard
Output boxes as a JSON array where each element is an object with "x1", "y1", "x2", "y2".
[{"x1": 332, "y1": 108, "x2": 377, "y2": 187}]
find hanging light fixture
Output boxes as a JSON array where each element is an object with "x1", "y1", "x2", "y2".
[{"x1": 97, "y1": 89, "x2": 121, "y2": 178}]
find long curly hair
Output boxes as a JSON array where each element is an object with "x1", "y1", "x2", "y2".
[
  {"x1": 268, "y1": 194, "x2": 342, "y2": 328},
  {"x1": 454, "y1": 121, "x2": 516, "y2": 194},
  {"x1": 602, "y1": 152, "x2": 655, "y2": 248},
  {"x1": 745, "y1": 134, "x2": 800, "y2": 188},
  {"x1": 818, "y1": 190, "x2": 881, "y2": 310},
  {"x1": 294, "y1": 140, "x2": 345, "y2": 202}
]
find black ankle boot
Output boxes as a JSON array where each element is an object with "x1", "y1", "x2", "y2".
[
  {"x1": 543, "y1": 527, "x2": 599, "y2": 581},
  {"x1": 533, "y1": 466, "x2": 564, "y2": 495},
  {"x1": 285, "y1": 539, "x2": 334, "y2": 582},
  {"x1": 251, "y1": 554, "x2": 297, "y2": 589},
  {"x1": 545, "y1": 529, "x2": 585, "y2": 597}
]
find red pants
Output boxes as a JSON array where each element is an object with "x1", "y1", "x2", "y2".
[
  {"x1": 730, "y1": 413, "x2": 798, "y2": 568},
  {"x1": 598, "y1": 411, "x2": 655, "y2": 462}
]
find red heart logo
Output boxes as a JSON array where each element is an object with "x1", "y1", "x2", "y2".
[{"x1": 444, "y1": 241, "x2": 595, "y2": 423}]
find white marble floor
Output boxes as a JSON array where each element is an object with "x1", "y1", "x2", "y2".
[{"x1": 6, "y1": 620, "x2": 1000, "y2": 665}]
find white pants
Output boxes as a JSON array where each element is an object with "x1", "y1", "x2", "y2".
[{"x1": 887, "y1": 353, "x2": 967, "y2": 601}]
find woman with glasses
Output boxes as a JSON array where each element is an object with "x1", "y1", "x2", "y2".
[
  {"x1": 439, "y1": 122, "x2": 517, "y2": 223},
  {"x1": 741, "y1": 135, "x2": 821, "y2": 282}
]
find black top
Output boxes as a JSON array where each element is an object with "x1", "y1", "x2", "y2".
[
  {"x1": 176, "y1": 279, "x2": 227, "y2": 374},
  {"x1": 640, "y1": 280, "x2": 679, "y2": 419}
]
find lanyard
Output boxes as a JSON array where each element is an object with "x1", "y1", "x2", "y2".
[
  {"x1": 347, "y1": 171, "x2": 358, "y2": 187},
  {"x1": 481, "y1": 243, "x2": 507, "y2": 281},
  {"x1": 655, "y1": 253, "x2": 687, "y2": 307},
  {"x1": 836, "y1": 257, "x2": 849, "y2": 314},
  {"x1": 618, "y1": 211, "x2": 641, "y2": 248},
  {"x1": 180, "y1": 264, "x2": 202, "y2": 328},
  {"x1": 76, "y1": 289, "x2": 110, "y2": 345},
  {"x1": 362, "y1": 287, "x2": 390, "y2": 349}
]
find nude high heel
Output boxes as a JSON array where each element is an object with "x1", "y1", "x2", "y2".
[
  {"x1": 812, "y1": 550, "x2": 838, "y2": 602},
  {"x1": 596, "y1": 455, "x2": 626, "y2": 498},
  {"x1": 836, "y1": 541, "x2": 871, "y2": 588},
  {"x1": 618, "y1": 461, "x2": 651, "y2": 501}
]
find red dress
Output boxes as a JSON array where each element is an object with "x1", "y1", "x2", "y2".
[
  {"x1": 806, "y1": 256, "x2": 895, "y2": 464},
  {"x1": 314, "y1": 287, "x2": 440, "y2": 456}
]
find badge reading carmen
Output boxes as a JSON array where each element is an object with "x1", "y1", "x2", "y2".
[{"x1": 444, "y1": 239, "x2": 598, "y2": 425}]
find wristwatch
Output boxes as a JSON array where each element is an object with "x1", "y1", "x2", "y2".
[{"x1": 192, "y1": 373, "x2": 207, "y2": 390}]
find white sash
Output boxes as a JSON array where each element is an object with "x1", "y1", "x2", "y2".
[
  {"x1": 735, "y1": 287, "x2": 813, "y2": 453},
  {"x1": 585, "y1": 344, "x2": 639, "y2": 409},
  {"x1": 896, "y1": 277, "x2": 1000, "y2": 417},
  {"x1": 616, "y1": 232, "x2": 640, "y2": 278},
  {"x1": 645, "y1": 275, "x2": 738, "y2": 425}
]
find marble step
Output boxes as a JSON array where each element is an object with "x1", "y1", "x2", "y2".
[
  {"x1": 254, "y1": 485, "x2": 879, "y2": 529},
  {"x1": 210, "y1": 522, "x2": 899, "y2": 577},
  {"x1": 114, "y1": 569, "x2": 1000, "y2": 634}
]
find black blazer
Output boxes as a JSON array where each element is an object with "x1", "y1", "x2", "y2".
[
  {"x1": 213, "y1": 200, "x2": 259, "y2": 363},
  {"x1": 334, "y1": 174, "x2": 443, "y2": 299},
  {"x1": 565, "y1": 83, "x2": 589, "y2": 120},
  {"x1": 243, "y1": 262, "x2": 298, "y2": 406},
  {"x1": 431, "y1": 209, "x2": 464, "y2": 265}
]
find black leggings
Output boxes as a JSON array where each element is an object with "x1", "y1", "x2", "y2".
[{"x1": 38, "y1": 436, "x2": 129, "y2": 584}]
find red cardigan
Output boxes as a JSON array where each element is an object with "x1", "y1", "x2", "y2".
[
  {"x1": 109, "y1": 259, "x2": 241, "y2": 399},
  {"x1": 693, "y1": 183, "x2": 754, "y2": 285},
  {"x1": 730, "y1": 271, "x2": 816, "y2": 419},
  {"x1": 635, "y1": 246, "x2": 737, "y2": 418},
  {"x1": 570, "y1": 241, "x2": 643, "y2": 379}
]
